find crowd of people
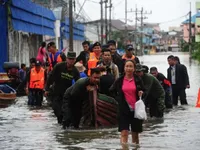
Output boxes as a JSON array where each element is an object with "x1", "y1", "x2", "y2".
[{"x1": 16, "y1": 39, "x2": 190, "y2": 146}]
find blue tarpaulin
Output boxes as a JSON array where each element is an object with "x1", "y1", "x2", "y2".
[
  {"x1": 62, "y1": 17, "x2": 85, "y2": 41},
  {"x1": 10, "y1": 0, "x2": 56, "y2": 36},
  {"x1": 0, "y1": 3, "x2": 8, "y2": 72}
]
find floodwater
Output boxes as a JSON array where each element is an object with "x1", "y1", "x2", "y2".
[{"x1": 1, "y1": 52, "x2": 200, "y2": 150}]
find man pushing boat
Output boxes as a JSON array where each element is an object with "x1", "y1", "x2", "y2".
[{"x1": 62, "y1": 68, "x2": 101, "y2": 129}]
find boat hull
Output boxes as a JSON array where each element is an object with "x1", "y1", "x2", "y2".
[
  {"x1": 0, "y1": 84, "x2": 17, "y2": 107},
  {"x1": 81, "y1": 90, "x2": 118, "y2": 128}
]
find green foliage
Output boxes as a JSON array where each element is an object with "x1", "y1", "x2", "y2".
[
  {"x1": 192, "y1": 42, "x2": 200, "y2": 62},
  {"x1": 110, "y1": 31, "x2": 125, "y2": 49}
]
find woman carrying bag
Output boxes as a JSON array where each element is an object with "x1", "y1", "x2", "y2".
[{"x1": 110, "y1": 60, "x2": 145, "y2": 146}]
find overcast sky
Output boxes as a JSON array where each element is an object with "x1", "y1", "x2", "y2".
[{"x1": 79, "y1": 0, "x2": 197, "y2": 31}]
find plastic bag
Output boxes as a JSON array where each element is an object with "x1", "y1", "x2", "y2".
[{"x1": 134, "y1": 97, "x2": 147, "y2": 120}]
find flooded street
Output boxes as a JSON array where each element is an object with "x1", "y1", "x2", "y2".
[{"x1": 1, "y1": 52, "x2": 200, "y2": 150}]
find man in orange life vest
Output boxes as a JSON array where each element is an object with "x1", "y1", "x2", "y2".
[
  {"x1": 26, "y1": 61, "x2": 47, "y2": 106},
  {"x1": 87, "y1": 42, "x2": 102, "y2": 76},
  {"x1": 47, "y1": 42, "x2": 66, "y2": 71},
  {"x1": 122, "y1": 44, "x2": 140, "y2": 65}
]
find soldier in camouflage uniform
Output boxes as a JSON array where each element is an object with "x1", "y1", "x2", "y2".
[{"x1": 135, "y1": 64, "x2": 165, "y2": 118}]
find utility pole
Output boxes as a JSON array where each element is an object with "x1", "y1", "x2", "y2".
[
  {"x1": 189, "y1": 2, "x2": 192, "y2": 59},
  {"x1": 100, "y1": 0, "x2": 104, "y2": 44},
  {"x1": 125, "y1": 0, "x2": 128, "y2": 44},
  {"x1": 140, "y1": 7, "x2": 143, "y2": 56},
  {"x1": 69, "y1": 0, "x2": 73, "y2": 51},
  {"x1": 50, "y1": 0, "x2": 54, "y2": 8},
  {"x1": 135, "y1": 6, "x2": 138, "y2": 47},
  {"x1": 105, "y1": 0, "x2": 108, "y2": 43},
  {"x1": 109, "y1": 0, "x2": 112, "y2": 40}
]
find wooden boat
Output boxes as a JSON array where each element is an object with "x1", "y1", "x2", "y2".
[
  {"x1": 81, "y1": 89, "x2": 118, "y2": 128},
  {"x1": 0, "y1": 84, "x2": 17, "y2": 107},
  {"x1": 0, "y1": 73, "x2": 11, "y2": 84}
]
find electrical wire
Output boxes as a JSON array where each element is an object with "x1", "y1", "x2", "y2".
[
  {"x1": 158, "y1": 13, "x2": 189, "y2": 24},
  {"x1": 76, "y1": 0, "x2": 87, "y2": 19},
  {"x1": 86, "y1": 0, "x2": 99, "y2": 4},
  {"x1": 113, "y1": 0, "x2": 124, "y2": 7}
]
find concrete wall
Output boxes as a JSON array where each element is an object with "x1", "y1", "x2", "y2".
[
  {"x1": 8, "y1": 31, "x2": 42, "y2": 66},
  {"x1": 183, "y1": 24, "x2": 199, "y2": 42},
  {"x1": 62, "y1": 39, "x2": 83, "y2": 56}
]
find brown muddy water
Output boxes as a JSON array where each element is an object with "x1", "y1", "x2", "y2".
[{"x1": 0, "y1": 52, "x2": 200, "y2": 150}]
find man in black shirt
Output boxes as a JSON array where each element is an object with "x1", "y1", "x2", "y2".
[
  {"x1": 76, "y1": 41, "x2": 90, "y2": 67},
  {"x1": 107, "y1": 40, "x2": 123, "y2": 74},
  {"x1": 45, "y1": 51, "x2": 80, "y2": 124}
]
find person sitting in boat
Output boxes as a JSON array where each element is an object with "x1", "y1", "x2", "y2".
[
  {"x1": 97, "y1": 48, "x2": 119, "y2": 95},
  {"x1": 62, "y1": 68, "x2": 101, "y2": 129},
  {"x1": 150, "y1": 67, "x2": 173, "y2": 109},
  {"x1": 87, "y1": 42, "x2": 102, "y2": 76},
  {"x1": 109, "y1": 60, "x2": 145, "y2": 146},
  {"x1": 26, "y1": 61, "x2": 47, "y2": 106},
  {"x1": 135, "y1": 64, "x2": 165, "y2": 118}
]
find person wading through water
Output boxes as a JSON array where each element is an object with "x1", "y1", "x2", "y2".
[
  {"x1": 135, "y1": 64, "x2": 165, "y2": 118},
  {"x1": 107, "y1": 40, "x2": 123, "y2": 75},
  {"x1": 110, "y1": 60, "x2": 145, "y2": 146},
  {"x1": 26, "y1": 61, "x2": 47, "y2": 106},
  {"x1": 87, "y1": 42, "x2": 102, "y2": 76},
  {"x1": 45, "y1": 51, "x2": 80, "y2": 124},
  {"x1": 76, "y1": 41, "x2": 90, "y2": 68},
  {"x1": 97, "y1": 48, "x2": 119, "y2": 95},
  {"x1": 167, "y1": 55, "x2": 190, "y2": 105},
  {"x1": 47, "y1": 42, "x2": 66, "y2": 72},
  {"x1": 62, "y1": 68, "x2": 101, "y2": 129}
]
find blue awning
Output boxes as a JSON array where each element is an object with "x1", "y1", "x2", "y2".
[
  {"x1": 62, "y1": 17, "x2": 85, "y2": 41},
  {"x1": 182, "y1": 12, "x2": 200, "y2": 24},
  {"x1": 10, "y1": 0, "x2": 56, "y2": 36}
]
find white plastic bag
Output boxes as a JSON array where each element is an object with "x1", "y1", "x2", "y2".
[{"x1": 134, "y1": 98, "x2": 147, "y2": 120}]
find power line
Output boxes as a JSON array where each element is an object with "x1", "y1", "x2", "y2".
[
  {"x1": 86, "y1": 0, "x2": 99, "y2": 4},
  {"x1": 158, "y1": 13, "x2": 189, "y2": 24},
  {"x1": 76, "y1": 0, "x2": 87, "y2": 19},
  {"x1": 113, "y1": 0, "x2": 124, "y2": 7}
]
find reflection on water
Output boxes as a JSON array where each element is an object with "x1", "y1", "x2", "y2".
[{"x1": 1, "y1": 53, "x2": 200, "y2": 150}]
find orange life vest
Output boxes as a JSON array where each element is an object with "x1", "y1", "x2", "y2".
[
  {"x1": 29, "y1": 67, "x2": 45, "y2": 89},
  {"x1": 87, "y1": 52, "x2": 99, "y2": 76},
  {"x1": 122, "y1": 54, "x2": 135, "y2": 61}
]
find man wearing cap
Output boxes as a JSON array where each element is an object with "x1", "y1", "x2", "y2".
[
  {"x1": 87, "y1": 42, "x2": 102, "y2": 76},
  {"x1": 107, "y1": 40, "x2": 123, "y2": 74},
  {"x1": 26, "y1": 60, "x2": 47, "y2": 106},
  {"x1": 76, "y1": 41, "x2": 90, "y2": 68},
  {"x1": 135, "y1": 64, "x2": 165, "y2": 118},
  {"x1": 45, "y1": 51, "x2": 80, "y2": 124},
  {"x1": 122, "y1": 44, "x2": 140, "y2": 64},
  {"x1": 47, "y1": 42, "x2": 66, "y2": 71}
]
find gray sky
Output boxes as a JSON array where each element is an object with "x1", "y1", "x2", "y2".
[{"x1": 79, "y1": 0, "x2": 197, "y2": 31}]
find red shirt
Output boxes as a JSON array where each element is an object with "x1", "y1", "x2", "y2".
[{"x1": 122, "y1": 77, "x2": 137, "y2": 109}]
